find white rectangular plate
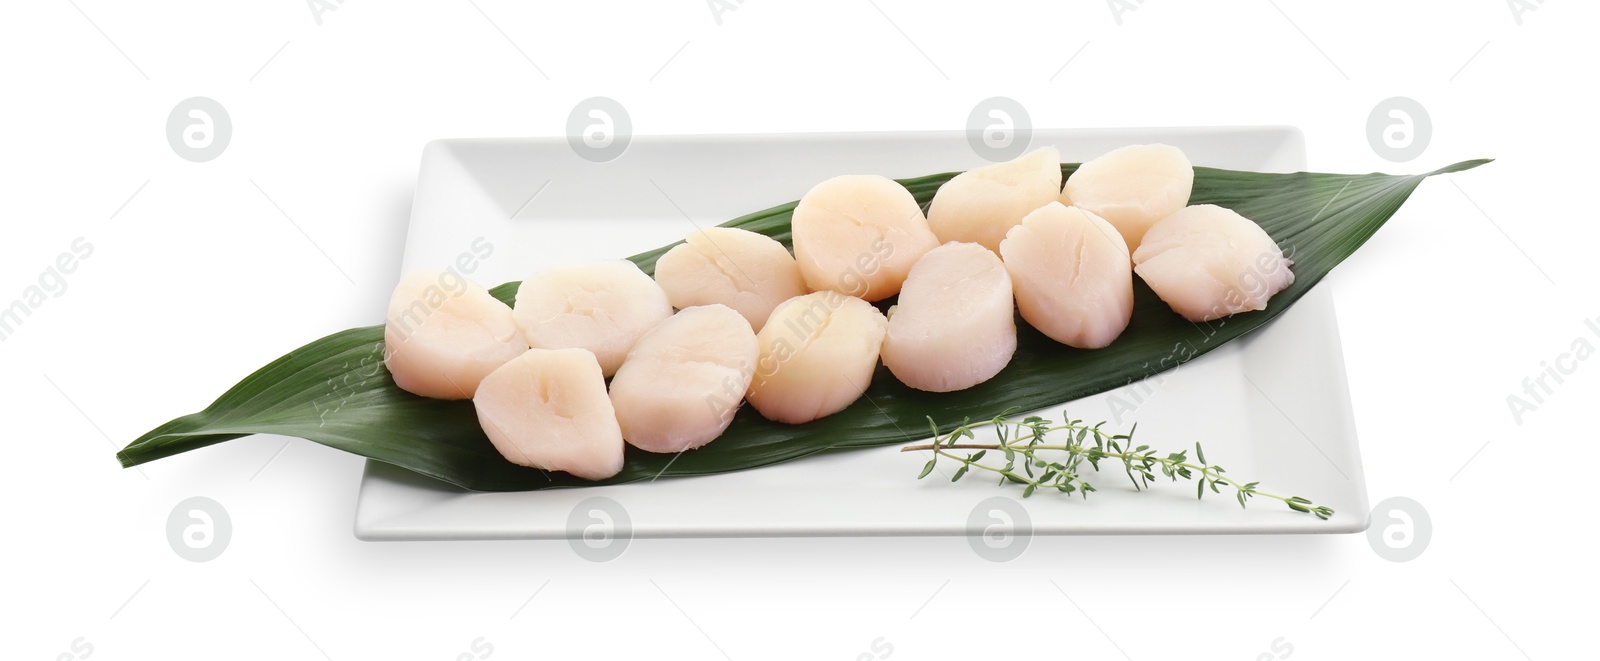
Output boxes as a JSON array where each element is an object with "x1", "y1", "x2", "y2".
[{"x1": 355, "y1": 127, "x2": 1369, "y2": 540}]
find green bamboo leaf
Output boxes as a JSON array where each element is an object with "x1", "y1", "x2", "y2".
[{"x1": 115, "y1": 160, "x2": 1489, "y2": 491}]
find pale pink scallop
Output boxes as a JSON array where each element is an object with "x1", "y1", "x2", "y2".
[
  {"x1": 1062, "y1": 143, "x2": 1194, "y2": 251},
  {"x1": 609, "y1": 305, "x2": 758, "y2": 453},
  {"x1": 654, "y1": 227, "x2": 806, "y2": 331},
  {"x1": 746, "y1": 292, "x2": 888, "y2": 424},
  {"x1": 512, "y1": 260, "x2": 673, "y2": 377},
  {"x1": 1132, "y1": 204, "x2": 1294, "y2": 322},
  {"x1": 926, "y1": 147, "x2": 1063, "y2": 253},
  {"x1": 383, "y1": 269, "x2": 526, "y2": 400},
  {"x1": 1000, "y1": 203, "x2": 1133, "y2": 349},
  {"x1": 791, "y1": 175, "x2": 939, "y2": 302},
  {"x1": 473, "y1": 348, "x2": 624, "y2": 480},
  {"x1": 881, "y1": 242, "x2": 1016, "y2": 392}
]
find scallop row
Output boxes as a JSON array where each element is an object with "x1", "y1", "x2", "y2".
[{"x1": 381, "y1": 143, "x2": 1295, "y2": 480}]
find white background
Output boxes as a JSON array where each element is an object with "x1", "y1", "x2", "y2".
[{"x1": 2, "y1": 1, "x2": 1594, "y2": 659}]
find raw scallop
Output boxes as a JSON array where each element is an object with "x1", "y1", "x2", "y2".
[
  {"x1": 653, "y1": 227, "x2": 807, "y2": 331},
  {"x1": 1132, "y1": 204, "x2": 1294, "y2": 322},
  {"x1": 1062, "y1": 143, "x2": 1193, "y2": 251},
  {"x1": 999, "y1": 203, "x2": 1133, "y2": 349},
  {"x1": 746, "y1": 292, "x2": 888, "y2": 424},
  {"x1": 512, "y1": 260, "x2": 673, "y2": 377},
  {"x1": 383, "y1": 269, "x2": 527, "y2": 400},
  {"x1": 791, "y1": 175, "x2": 939, "y2": 302},
  {"x1": 926, "y1": 146, "x2": 1063, "y2": 253},
  {"x1": 473, "y1": 348, "x2": 624, "y2": 480},
  {"x1": 609, "y1": 305, "x2": 758, "y2": 453},
  {"x1": 881, "y1": 242, "x2": 1016, "y2": 392}
]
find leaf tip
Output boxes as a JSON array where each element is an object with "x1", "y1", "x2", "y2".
[{"x1": 1426, "y1": 158, "x2": 1493, "y2": 176}]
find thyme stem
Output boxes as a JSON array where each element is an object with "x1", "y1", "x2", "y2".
[{"x1": 905, "y1": 413, "x2": 1334, "y2": 520}]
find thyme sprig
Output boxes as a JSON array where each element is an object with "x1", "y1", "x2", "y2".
[{"x1": 902, "y1": 411, "x2": 1334, "y2": 520}]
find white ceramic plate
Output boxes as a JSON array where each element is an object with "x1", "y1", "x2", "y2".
[{"x1": 354, "y1": 127, "x2": 1369, "y2": 540}]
